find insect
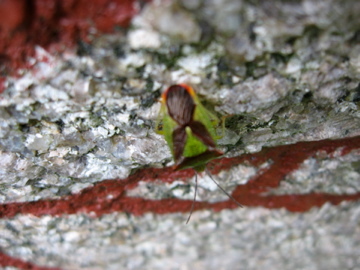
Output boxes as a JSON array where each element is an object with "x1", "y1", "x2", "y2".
[{"x1": 157, "y1": 84, "x2": 243, "y2": 223}]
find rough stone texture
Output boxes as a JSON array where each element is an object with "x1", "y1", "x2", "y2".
[
  {"x1": 1, "y1": 203, "x2": 359, "y2": 270},
  {"x1": 0, "y1": 0, "x2": 141, "y2": 92},
  {"x1": 0, "y1": 0, "x2": 360, "y2": 269}
]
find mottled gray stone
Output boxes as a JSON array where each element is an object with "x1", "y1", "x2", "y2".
[
  {"x1": 0, "y1": 202, "x2": 359, "y2": 270},
  {"x1": 0, "y1": 0, "x2": 360, "y2": 269}
]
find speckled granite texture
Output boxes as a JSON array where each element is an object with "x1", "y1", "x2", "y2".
[{"x1": 0, "y1": 0, "x2": 360, "y2": 269}]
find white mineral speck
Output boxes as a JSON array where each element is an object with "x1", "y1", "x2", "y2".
[
  {"x1": 245, "y1": 144, "x2": 262, "y2": 153},
  {"x1": 197, "y1": 175, "x2": 218, "y2": 192},
  {"x1": 48, "y1": 147, "x2": 70, "y2": 158},
  {"x1": 0, "y1": 152, "x2": 16, "y2": 168},
  {"x1": 141, "y1": 1, "x2": 201, "y2": 43},
  {"x1": 349, "y1": 45, "x2": 360, "y2": 73},
  {"x1": 33, "y1": 84, "x2": 69, "y2": 102},
  {"x1": 25, "y1": 134, "x2": 52, "y2": 151},
  {"x1": 69, "y1": 183, "x2": 93, "y2": 194},
  {"x1": 13, "y1": 74, "x2": 37, "y2": 92},
  {"x1": 128, "y1": 29, "x2": 161, "y2": 49},
  {"x1": 91, "y1": 126, "x2": 109, "y2": 138},
  {"x1": 14, "y1": 158, "x2": 31, "y2": 172},
  {"x1": 63, "y1": 231, "x2": 80, "y2": 242},
  {"x1": 178, "y1": 54, "x2": 213, "y2": 75},
  {"x1": 285, "y1": 57, "x2": 302, "y2": 74},
  {"x1": 120, "y1": 53, "x2": 147, "y2": 69},
  {"x1": 170, "y1": 70, "x2": 202, "y2": 85}
]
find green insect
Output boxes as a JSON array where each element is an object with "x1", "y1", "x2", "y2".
[{"x1": 157, "y1": 84, "x2": 243, "y2": 223}]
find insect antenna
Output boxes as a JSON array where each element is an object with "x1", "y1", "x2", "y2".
[
  {"x1": 205, "y1": 167, "x2": 243, "y2": 208},
  {"x1": 186, "y1": 171, "x2": 198, "y2": 224}
]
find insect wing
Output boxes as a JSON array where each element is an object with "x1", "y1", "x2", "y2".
[
  {"x1": 192, "y1": 98, "x2": 221, "y2": 140},
  {"x1": 188, "y1": 120, "x2": 216, "y2": 148},
  {"x1": 181, "y1": 90, "x2": 221, "y2": 160},
  {"x1": 172, "y1": 126, "x2": 187, "y2": 162},
  {"x1": 165, "y1": 85, "x2": 195, "y2": 126},
  {"x1": 157, "y1": 84, "x2": 224, "y2": 169},
  {"x1": 157, "y1": 104, "x2": 177, "y2": 157}
]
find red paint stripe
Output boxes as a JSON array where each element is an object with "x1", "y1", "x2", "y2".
[
  {"x1": 0, "y1": 136, "x2": 359, "y2": 218},
  {"x1": 0, "y1": 251, "x2": 61, "y2": 270},
  {"x1": 0, "y1": 0, "x2": 150, "y2": 93}
]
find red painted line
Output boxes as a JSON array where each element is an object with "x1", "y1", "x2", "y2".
[
  {"x1": 0, "y1": 136, "x2": 359, "y2": 219},
  {"x1": 0, "y1": 0, "x2": 151, "y2": 93},
  {"x1": 0, "y1": 251, "x2": 61, "y2": 270}
]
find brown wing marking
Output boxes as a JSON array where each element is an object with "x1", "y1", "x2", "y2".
[
  {"x1": 172, "y1": 126, "x2": 187, "y2": 163},
  {"x1": 188, "y1": 120, "x2": 216, "y2": 148},
  {"x1": 166, "y1": 85, "x2": 195, "y2": 126}
]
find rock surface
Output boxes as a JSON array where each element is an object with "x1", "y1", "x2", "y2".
[{"x1": 0, "y1": 0, "x2": 360, "y2": 269}]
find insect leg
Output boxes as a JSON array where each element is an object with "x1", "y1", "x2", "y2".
[
  {"x1": 205, "y1": 167, "x2": 243, "y2": 208},
  {"x1": 186, "y1": 171, "x2": 198, "y2": 224}
]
